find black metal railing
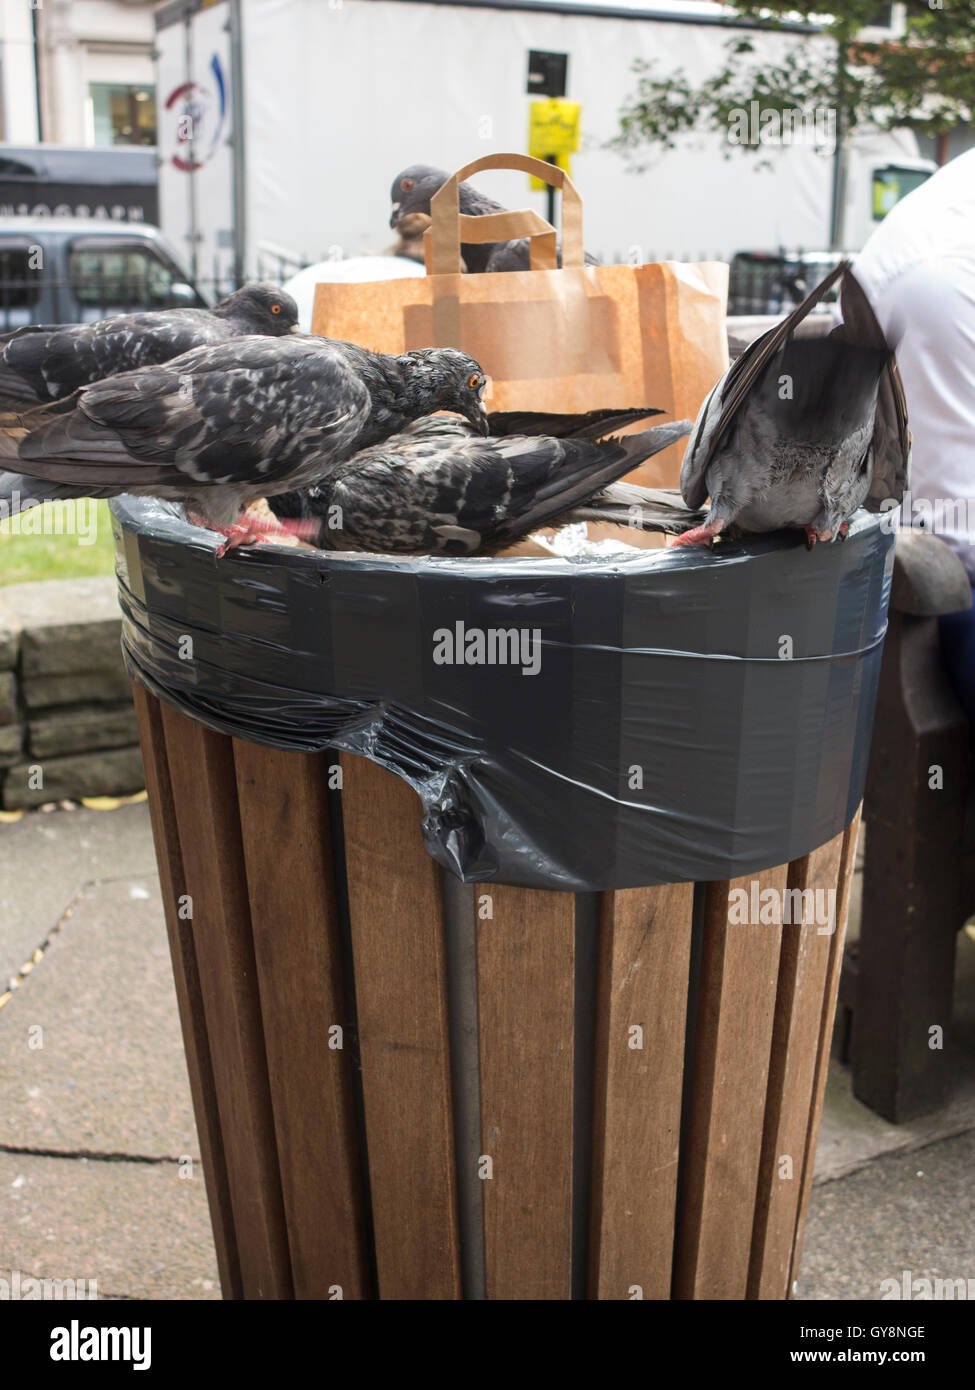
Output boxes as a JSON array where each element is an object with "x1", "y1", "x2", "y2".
[{"x1": 0, "y1": 254, "x2": 845, "y2": 332}]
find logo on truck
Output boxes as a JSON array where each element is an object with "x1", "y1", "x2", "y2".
[{"x1": 165, "y1": 53, "x2": 227, "y2": 172}]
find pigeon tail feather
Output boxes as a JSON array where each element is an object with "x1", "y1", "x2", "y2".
[{"x1": 490, "y1": 419, "x2": 691, "y2": 543}]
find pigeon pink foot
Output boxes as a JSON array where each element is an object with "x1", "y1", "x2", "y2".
[
  {"x1": 803, "y1": 524, "x2": 833, "y2": 550},
  {"x1": 187, "y1": 501, "x2": 319, "y2": 557},
  {"x1": 670, "y1": 518, "x2": 726, "y2": 548}
]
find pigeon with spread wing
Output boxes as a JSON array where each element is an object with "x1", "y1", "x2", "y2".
[{"x1": 676, "y1": 261, "x2": 909, "y2": 548}]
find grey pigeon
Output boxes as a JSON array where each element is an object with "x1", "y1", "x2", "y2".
[
  {"x1": 269, "y1": 413, "x2": 691, "y2": 555},
  {"x1": 0, "y1": 336, "x2": 489, "y2": 552},
  {"x1": 390, "y1": 165, "x2": 600, "y2": 273},
  {"x1": 676, "y1": 260, "x2": 909, "y2": 549},
  {"x1": 0, "y1": 283, "x2": 300, "y2": 411}
]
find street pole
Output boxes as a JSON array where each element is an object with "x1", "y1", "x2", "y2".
[{"x1": 829, "y1": 37, "x2": 847, "y2": 251}]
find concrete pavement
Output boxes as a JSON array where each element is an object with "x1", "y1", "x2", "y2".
[{"x1": 0, "y1": 800, "x2": 219, "y2": 1300}]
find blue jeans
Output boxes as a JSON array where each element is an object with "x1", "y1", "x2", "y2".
[{"x1": 939, "y1": 586, "x2": 975, "y2": 725}]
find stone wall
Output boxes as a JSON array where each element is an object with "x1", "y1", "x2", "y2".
[{"x1": 0, "y1": 577, "x2": 144, "y2": 810}]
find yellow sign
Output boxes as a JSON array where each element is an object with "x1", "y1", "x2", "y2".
[
  {"x1": 528, "y1": 99, "x2": 580, "y2": 190},
  {"x1": 873, "y1": 178, "x2": 899, "y2": 219}
]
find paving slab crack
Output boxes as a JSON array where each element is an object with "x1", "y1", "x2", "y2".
[
  {"x1": 0, "y1": 887, "x2": 88, "y2": 1012},
  {"x1": 813, "y1": 1116, "x2": 975, "y2": 1187},
  {"x1": 0, "y1": 1143, "x2": 195, "y2": 1166},
  {"x1": 0, "y1": 871, "x2": 158, "y2": 1012}
]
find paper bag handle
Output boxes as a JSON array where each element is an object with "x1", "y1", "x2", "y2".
[{"x1": 427, "y1": 153, "x2": 585, "y2": 275}]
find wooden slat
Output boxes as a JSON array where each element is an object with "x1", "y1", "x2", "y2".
[
  {"x1": 747, "y1": 829, "x2": 846, "y2": 1299},
  {"x1": 476, "y1": 883, "x2": 576, "y2": 1300},
  {"x1": 589, "y1": 882, "x2": 695, "y2": 1300},
  {"x1": 132, "y1": 684, "x2": 242, "y2": 1299},
  {"x1": 338, "y1": 753, "x2": 461, "y2": 1300},
  {"x1": 233, "y1": 740, "x2": 370, "y2": 1300},
  {"x1": 160, "y1": 703, "x2": 293, "y2": 1299},
  {"x1": 673, "y1": 866, "x2": 787, "y2": 1300},
  {"x1": 788, "y1": 810, "x2": 862, "y2": 1292}
]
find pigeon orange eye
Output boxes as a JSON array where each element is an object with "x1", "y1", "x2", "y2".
[
  {"x1": 402, "y1": 178, "x2": 414, "y2": 192},
  {"x1": 270, "y1": 304, "x2": 282, "y2": 314},
  {"x1": 469, "y1": 374, "x2": 480, "y2": 389}
]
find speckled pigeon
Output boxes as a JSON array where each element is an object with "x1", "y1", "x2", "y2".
[
  {"x1": 0, "y1": 336, "x2": 489, "y2": 552},
  {"x1": 0, "y1": 283, "x2": 300, "y2": 411},
  {"x1": 390, "y1": 165, "x2": 600, "y2": 273},
  {"x1": 269, "y1": 413, "x2": 691, "y2": 555},
  {"x1": 676, "y1": 260, "x2": 909, "y2": 548}
]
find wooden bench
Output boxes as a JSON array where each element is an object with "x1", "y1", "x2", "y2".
[{"x1": 837, "y1": 531, "x2": 973, "y2": 1121}]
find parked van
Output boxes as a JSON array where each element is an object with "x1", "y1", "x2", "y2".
[{"x1": 0, "y1": 218, "x2": 209, "y2": 331}]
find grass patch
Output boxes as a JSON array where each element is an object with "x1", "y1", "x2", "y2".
[{"x1": 0, "y1": 500, "x2": 116, "y2": 585}]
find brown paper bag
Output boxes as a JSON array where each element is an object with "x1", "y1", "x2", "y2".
[{"x1": 312, "y1": 154, "x2": 729, "y2": 487}]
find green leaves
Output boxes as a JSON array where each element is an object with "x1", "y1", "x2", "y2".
[
  {"x1": 611, "y1": 4, "x2": 975, "y2": 161},
  {"x1": 610, "y1": 39, "x2": 840, "y2": 168}
]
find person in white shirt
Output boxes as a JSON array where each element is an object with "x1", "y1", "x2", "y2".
[{"x1": 851, "y1": 151, "x2": 975, "y2": 718}]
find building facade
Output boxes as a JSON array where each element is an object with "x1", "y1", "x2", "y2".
[{"x1": 0, "y1": 0, "x2": 157, "y2": 146}]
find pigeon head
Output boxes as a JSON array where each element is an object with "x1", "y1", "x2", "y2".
[
  {"x1": 403, "y1": 347, "x2": 489, "y2": 435},
  {"x1": 390, "y1": 165, "x2": 450, "y2": 228},
  {"x1": 214, "y1": 283, "x2": 300, "y2": 335}
]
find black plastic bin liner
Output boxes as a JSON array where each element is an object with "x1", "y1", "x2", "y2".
[{"x1": 111, "y1": 499, "x2": 893, "y2": 891}]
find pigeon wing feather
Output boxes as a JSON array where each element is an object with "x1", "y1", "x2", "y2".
[
  {"x1": 0, "y1": 310, "x2": 227, "y2": 409},
  {"x1": 487, "y1": 406, "x2": 663, "y2": 441},
  {"x1": 680, "y1": 259, "x2": 850, "y2": 508},
  {"x1": 7, "y1": 336, "x2": 371, "y2": 492},
  {"x1": 282, "y1": 417, "x2": 691, "y2": 554},
  {"x1": 835, "y1": 267, "x2": 909, "y2": 508}
]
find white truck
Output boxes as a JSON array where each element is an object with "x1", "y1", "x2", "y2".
[{"x1": 153, "y1": 0, "x2": 935, "y2": 289}]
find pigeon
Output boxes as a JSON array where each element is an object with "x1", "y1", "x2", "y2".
[
  {"x1": 269, "y1": 412, "x2": 692, "y2": 555},
  {"x1": 0, "y1": 336, "x2": 490, "y2": 553},
  {"x1": 383, "y1": 211, "x2": 436, "y2": 265},
  {"x1": 390, "y1": 165, "x2": 600, "y2": 273},
  {"x1": 675, "y1": 260, "x2": 909, "y2": 549},
  {"x1": 0, "y1": 283, "x2": 301, "y2": 411}
]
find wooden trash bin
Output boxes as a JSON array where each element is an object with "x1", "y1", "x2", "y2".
[{"x1": 114, "y1": 498, "x2": 892, "y2": 1300}]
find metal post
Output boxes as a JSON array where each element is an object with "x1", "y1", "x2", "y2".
[
  {"x1": 228, "y1": 0, "x2": 247, "y2": 288},
  {"x1": 829, "y1": 38, "x2": 847, "y2": 251}
]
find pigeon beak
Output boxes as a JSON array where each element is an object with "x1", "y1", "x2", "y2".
[
  {"x1": 289, "y1": 324, "x2": 302, "y2": 333},
  {"x1": 390, "y1": 202, "x2": 402, "y2": 229}
]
